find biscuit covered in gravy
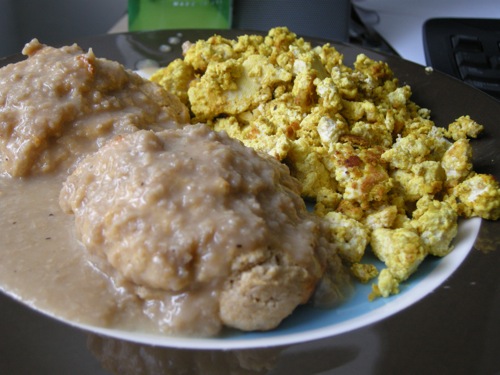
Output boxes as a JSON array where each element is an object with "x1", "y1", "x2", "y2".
[
  {"x1": 60, "y1": 124, "x2": 348, "y2": 335},
  {"x1": 0, "y1": 39, "x2": 189, "y2": 177}
]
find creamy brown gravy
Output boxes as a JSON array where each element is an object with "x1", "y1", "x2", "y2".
[
  {"x1": 0, "y1": 174, "x2": 123, "y2": 326},
  {"x1": 0, "y1": 171, "x2": 193, "y2": 333}
]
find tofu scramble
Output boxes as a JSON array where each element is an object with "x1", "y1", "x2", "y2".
[{"x1": 151, "y1": 27, "x2": 500, "y2": 298}]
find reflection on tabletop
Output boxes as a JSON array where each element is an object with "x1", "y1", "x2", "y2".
[{"x1": 86, "y1": 328, "x2": 380, "y2": 375}]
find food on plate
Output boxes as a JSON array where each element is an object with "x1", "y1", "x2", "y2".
[
  {"x1": 151, "y1": 27, "x2": 500, "y2": 298},
  {"x1": 448, "y1": 173, "x2": 500, "y2": 220},
  {"x1": 0, "y1": 39, "x2": 189, "y2": 177},
  {"x1": 59, "y1": 124, "x2": 350, "y2": 335},
  {"x1": 0, "y1": 28, "x2": 497, "y2": 340}
]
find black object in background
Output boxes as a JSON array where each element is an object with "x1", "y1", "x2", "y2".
[
  {"x1": 232, "y1": 0, "x2": 351, "y2": 42},
  {"x1": 423, "y1": 18, "x2": 500, "y2": 100}
]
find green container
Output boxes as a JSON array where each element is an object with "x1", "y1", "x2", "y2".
[{"x1": 128, "y1": 0, "x2": 232, "y2": 31}]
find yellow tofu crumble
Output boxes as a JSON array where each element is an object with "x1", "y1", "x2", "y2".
[{"x1": 150, "y1": 27, "x2": 500, "y2": 299}]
